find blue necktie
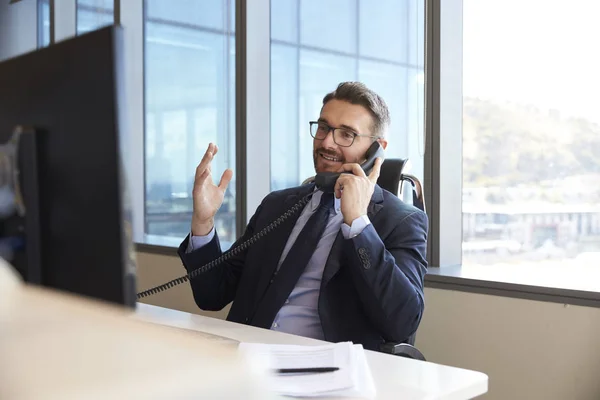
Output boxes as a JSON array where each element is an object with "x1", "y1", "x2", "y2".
[{"x1": 251, "y1": 192, "x2": 334, "y2": 328}]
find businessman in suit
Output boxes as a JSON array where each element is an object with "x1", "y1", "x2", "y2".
[{"x1": 178, "y1": 82, "x2": 428, "y2": 351}]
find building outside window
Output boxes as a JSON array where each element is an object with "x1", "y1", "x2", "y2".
[{"x1": 462, "y1": 0, "x2": 600, "y2": 268}]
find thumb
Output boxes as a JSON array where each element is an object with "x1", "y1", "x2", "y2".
[
  {"x1": 368, "y1": 157, "x2": 383, "y2": 182},
  {"x1": 218, "y1": 169, "x2": 233, "y2": 191}
]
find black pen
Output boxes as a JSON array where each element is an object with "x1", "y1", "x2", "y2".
[{"x1": 275, "y1": 367, "x2": 339, "y2": 374}]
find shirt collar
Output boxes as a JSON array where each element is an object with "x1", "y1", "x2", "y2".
[{"x1": 310, "y1": 189, "x2": 341, "y2": 215}]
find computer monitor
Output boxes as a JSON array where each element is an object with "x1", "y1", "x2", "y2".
[{"x1": 0, "y1": 26, "x2": 136, "y2": 307}]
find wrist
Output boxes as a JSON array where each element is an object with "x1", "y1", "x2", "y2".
[
  {"x1": 343, "y1": 212, "x2": 364, "y2": 226},
  {"x1": 191, "y1": 218, "x2": 214, "y2": 236}
]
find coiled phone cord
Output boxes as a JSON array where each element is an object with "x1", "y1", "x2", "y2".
[{"x1": 136, "y1": 192, "x2": 314, "y2": 300}]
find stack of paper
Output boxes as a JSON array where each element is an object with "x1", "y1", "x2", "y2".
[{"x1": 238, "y1": 341, "x2": 376, "y2": 398}]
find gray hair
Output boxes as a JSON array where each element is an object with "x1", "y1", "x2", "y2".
[{"x1": 322, "y1": 81, "x2": 390, "y2": 137}]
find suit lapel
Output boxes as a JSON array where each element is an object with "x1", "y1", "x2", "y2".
[
  {"x1": 252, "y1": 184, "x2": 315, "y2": 304},
  {"x1": 320, "y1": 185, "x2": 385, "y2": 289}
]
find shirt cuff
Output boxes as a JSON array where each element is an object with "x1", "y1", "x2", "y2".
[
  {"x1": 186, "y1": 226, "x2": 216, "y2": 253},
  {"x1": 341, "y1": 215, "x2": 371, "y2": 239}
]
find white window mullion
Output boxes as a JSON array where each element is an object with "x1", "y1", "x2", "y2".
[
  {"x1": 118, "y1": 0, "x2": 145, "y2": 243},
  {"x1": 424, "y1": 0, "x2": 463, "y2": 267},
  {"x1": 51, "y1": 0, "x2": 76, "y2": 43},
  {"x1": 237, "y1": 0, "x2": 271, "y2": 227}
]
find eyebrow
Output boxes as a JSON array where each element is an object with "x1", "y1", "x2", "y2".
[{"x1": 317, "y1": 118, "x2": 359, "y2": 134}]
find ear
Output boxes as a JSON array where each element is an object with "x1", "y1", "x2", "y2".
[{"x1": 377, "y1": 138, "x2": 388, "y2": 150}]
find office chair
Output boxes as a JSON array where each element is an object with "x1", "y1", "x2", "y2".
[{"x1": 376, "y1": 158, "x2": 426, "y2": 361}]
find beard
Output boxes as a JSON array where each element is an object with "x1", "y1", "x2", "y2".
[{"x1": 313, "y1": 147, "x2": 345, "y2": 172}]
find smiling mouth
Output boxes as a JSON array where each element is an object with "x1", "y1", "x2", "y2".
[{"x1": 319, "y1": 152, "x2": 342, "y2": 162}]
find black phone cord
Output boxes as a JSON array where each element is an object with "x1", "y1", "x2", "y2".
[{"x1": 136, "y1": 192, "x2": 313, "y2": 300}]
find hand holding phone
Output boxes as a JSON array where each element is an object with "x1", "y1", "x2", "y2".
[
  {"x1": 335, "y1": 156, "x2": 383, "y2": 225},
  {"x1": 191, "y1": 143, "x2": 233, "y2": 236},
  {"x1": 314, "y1": 141, "x2": 385, "y2": 225}
]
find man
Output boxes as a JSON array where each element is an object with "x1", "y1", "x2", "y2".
[{"x1": 178, "y1": 82, "x2": 428, "y2": 351}]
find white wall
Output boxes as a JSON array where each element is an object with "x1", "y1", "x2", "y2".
[
  {"x1": 416, "y1": 288, "x2": 600, "y2": 400},
  {"x1": 137, "y1": 252, "x2": 600, "y2": 400},
  {"x1": 0, "y1": 0, "x2": 38, "y2": 62}
]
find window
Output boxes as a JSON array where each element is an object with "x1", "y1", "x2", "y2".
[
  {"x1": 38, "y1": 0, "x2": 50, "y2": 48},
  {"x1": 462, "y1": 0, "x2": 600, "y2": 268},
  {"x1": 144, "y1": 0, "x2": 236, "y2": 248},
  {"x1": 270, "y1": 0, "x2": 425, "y2": 193},
  {"x1": 76, "y1": 0, "x2": 114, "y2": 34},
  {"x1": 29, "y1": 0, "x2": 600, "y2": 301}
]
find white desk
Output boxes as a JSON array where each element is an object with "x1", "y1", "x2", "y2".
[
  {"x1": 1, "y1": 283, "x2": 277, "y2": 400},
  {"x1": 135, "y1": 303, "x2": 488, "y2": 400}
]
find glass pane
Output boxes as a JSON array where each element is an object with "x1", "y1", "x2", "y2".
[
  {"x1": 76, "y1": 0, "x2": 114, "y2": 34},
  {"x1": 271, "y1": 0, "x2": 426, "y2": 194},
  {"x1": 144, "y1": 0, "x2": 236, "y2": 248},
  {"x1": 406, "y1": 68, "x2": 425, "y2": 181},
  {"x1": 300, "y1": 0, "x2": 357, "y2": 54},
  {"x1": 298, "y1": 50, "x2": 356, "y2": 183},
  {"x1": 271, "y1": 44, "x2": 299, "y2": 191},
  {"x1": 407, "y1": 0, "x2": 424, "y2": 67},
  {"x1": 146, "y1": 0, "x2": 227, "y2": 32},
  {"x1": 359, "y1": 61, "x2": 413, "y2": 166},
  {"x1": 358, "y1": 0, "x2": 408, "y2": 62},
  {"x1": 271, "y1": 0, "x2": 297, "y2": 43},
  {"x1": 462, "y1": 0, "x2": 600, "y2": 268},
  {"x1": 38, "y1": 0, "x2": 50, "y2": 48}
]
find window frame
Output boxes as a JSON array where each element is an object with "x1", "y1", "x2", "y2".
[
  {"x1": 38, "y1": 0, "x2": 600, "y2": 306},
  {"x1": 424, "y1": 0, "x2": 463, "y2": 269},
  {"x1": 422, "y1": 0, "x2": 600, "y2": 307}
]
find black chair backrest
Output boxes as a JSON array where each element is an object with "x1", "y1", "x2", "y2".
[
  {"x1": 377, "y1": 159, "x2": 408, "y2": 197},
  {"x1": 377, "y1": 158, "x2": 425, "y2": 212}
]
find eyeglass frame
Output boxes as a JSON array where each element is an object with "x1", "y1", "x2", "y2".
[{"x1": 309, "y1": 120, "x2": 381, "y2": 147}]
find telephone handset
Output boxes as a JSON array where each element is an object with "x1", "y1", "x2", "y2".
[
  {"x1": 314, "y1": 141, "x2": 385, "y2": 193},
  {"x1": 136, "y1": 141, "x2": 384, "y2": 300}
]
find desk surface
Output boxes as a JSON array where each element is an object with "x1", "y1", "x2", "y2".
[
  {"x1": 135, "y1": 303, "x2": 488, "y2": 400},
  {"x1": 0, "y1": 283, "x2": 276, "y2": 400}
]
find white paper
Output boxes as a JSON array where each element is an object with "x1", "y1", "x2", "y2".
[
  {"x1": 238, "y1": 342, "x2": 376, "y2": 399},
  {"x1": 344, "y1": 344, "x2": 376, "y2": 399}
]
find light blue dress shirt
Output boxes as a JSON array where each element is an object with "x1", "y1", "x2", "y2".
[{"x1": 187, "y1": 190, "x2": 370, "y2": 340}]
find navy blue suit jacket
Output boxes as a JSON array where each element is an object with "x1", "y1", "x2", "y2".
[{"x1": 178, "y1": 183, "x2": 428, "y2": 351}]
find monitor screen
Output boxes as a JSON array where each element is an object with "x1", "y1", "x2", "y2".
[{"x1": 0, "y1": 26, "x2": 136, "y2": 307}]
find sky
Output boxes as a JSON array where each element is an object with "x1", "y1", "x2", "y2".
[{"x1": 463, "y1": 0, "x2": 600, "y2": 123}]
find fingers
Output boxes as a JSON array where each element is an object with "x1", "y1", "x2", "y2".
[
  {"x1": 218, "y1": 169, "x2": 233, "y2": 191},
  {"x1": 334, "y1": 158, "x2": 382, "y2": 198},
  {"x1": 368, "y1": 157, "x2": 383, "y2": 183},
  {"x1": 195, "y1": 143, "x2": 216, "y2": 183},
  {"x1": 335, "y1": 181, "x2": 343, "y2": 199},
  {"x1": 338, "y1": 163, "x2": 367, "y2": 177},
  {"x1": 194, "y1": 143, "x2": 233, "y2": 192},
  {"x1": 197, "y1": 166, "x2": 211, "y2": 185},
  {"x1": 334, "y1": 174, "x2": 349, "y2": 199},
  {"x1": 195, "y1": 164, "x2": 212, "y2": 187}
]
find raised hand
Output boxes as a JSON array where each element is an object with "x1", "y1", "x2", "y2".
[{"x1": 191, "y1": 143, "x2": 233, "y2": 236}]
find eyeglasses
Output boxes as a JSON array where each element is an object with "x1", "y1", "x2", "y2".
[{"x1": 309, "y1": 121, "x2": 380, "y2": 147}]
